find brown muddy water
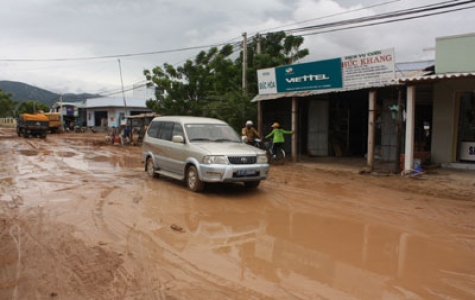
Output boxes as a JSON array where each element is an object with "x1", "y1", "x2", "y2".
[{"x1": 1, "y1": 129, "x2": 475, "y2": 299}]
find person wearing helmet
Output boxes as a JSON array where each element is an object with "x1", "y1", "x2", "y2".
[
  {"x1": 265, "y1": 122, "x2": 293, "y2": 158},
  {"x1": 242, "y1": 120, "x2": 260, "y2": 146}
]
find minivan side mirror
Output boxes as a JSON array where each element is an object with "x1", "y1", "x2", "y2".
[{"x1": 172, "y1": 135, "x2": 184, "y2": 144}]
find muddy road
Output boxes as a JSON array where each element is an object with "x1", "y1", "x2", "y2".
[{"x1": 1, "y1": 128, "x2": 475, "y2": 299}]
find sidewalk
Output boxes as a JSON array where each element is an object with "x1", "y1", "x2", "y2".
[{"x1": 294, "y1": 155, "x2": 475, "y2": 187}]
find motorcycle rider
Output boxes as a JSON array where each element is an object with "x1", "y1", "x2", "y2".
[
  {"x1": 241, "y1": 120, "x2": 261, "y2": 146},
  {"x1": 265, "y1": 122, "x2": 293, "y2": 158}
]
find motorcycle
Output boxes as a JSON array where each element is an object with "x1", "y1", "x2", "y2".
[{"x1": 244, "y1": 137, "x2": 285, "y2": 165}]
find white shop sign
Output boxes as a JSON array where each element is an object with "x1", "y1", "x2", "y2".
[{"x1": 459, "y1": 142, "x2": 475, "y2": 161}]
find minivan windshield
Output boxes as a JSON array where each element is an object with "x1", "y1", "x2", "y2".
[{"x1": 185, "y1": 124, "x2": 241, "y2": 143}]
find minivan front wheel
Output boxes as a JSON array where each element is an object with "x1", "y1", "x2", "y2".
[
  {"x1": 186, "y1": 165, "x2": 204, "y2": 192},
  {"x1": 244, "y1": 181, "x2": 261, "y2": 189},
  {"x1": 146, "y1": 157, "x2": 159, "y2": 178}
]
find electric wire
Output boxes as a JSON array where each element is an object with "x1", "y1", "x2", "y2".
[
  {"x1": 297, "y1": 4, "x2": 475, "y2": 37},
  {"x1": 2, "y1": 0, "x2": 474, "y2": 97},
  {"x1": 284, "y1": 0, "x2": 475, "y2": 35}
]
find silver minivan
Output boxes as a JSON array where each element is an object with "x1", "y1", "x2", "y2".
[{"x1": 142, "y1": 116, "x2": 269, "y2": 192}]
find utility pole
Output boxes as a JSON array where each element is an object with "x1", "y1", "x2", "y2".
[
  {"x1": 256, "y1": 33, "x2": 261, "y2": 54},
  {"x1": 255, "y1": 33, "x2": 262, "y2": 136},
  {"x1": 242, "y1": 32, "x2": 247, "y2": 93},
  {"x1": 118, "y1": 59, "x2": 128, "y2": 123},
  {"x1": 60, "y1": 93, "x2": 64, "y2": 131}
]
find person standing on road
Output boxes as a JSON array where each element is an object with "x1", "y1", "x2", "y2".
[
  {"x1": 124, "y1": 126, "x2": 131, "y2": 144},
  {"x1": 241, "y1": 120, "x2": 260, "y2": 146},
  {"x1": 265, "y1": 122, "x2": 293, "y2": 157},
  {"x1": 110, "y1": 126, "x2": 116, "y2": 145}
]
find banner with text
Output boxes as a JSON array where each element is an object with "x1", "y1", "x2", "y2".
[
  {"x1": 257, "y1": 58, "x2": 343, "y2": 95},
  {"x1": 341, "y1": 48, "x2": 395, "y2": 89},
  {"x1": 257, "y1": 48, "x2": 395, "y2": 95}
]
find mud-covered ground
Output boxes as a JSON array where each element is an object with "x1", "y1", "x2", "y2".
[{"x1": 1, "y1": 128, "x2": 475, "y2": 300}]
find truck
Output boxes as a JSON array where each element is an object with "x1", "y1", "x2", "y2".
[
  {"x1": 43, "y1": 112, "x2": 62, "y2": 133},
  {"x1": 16, "y1": 113, "x2": 49, "y2": 138}
]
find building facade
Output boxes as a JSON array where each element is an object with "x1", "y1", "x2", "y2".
[{"x1": 253, "y1": 32, "x2": 475, "y2": 172}]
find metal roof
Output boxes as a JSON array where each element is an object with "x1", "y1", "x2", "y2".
[
  {"x1": 395, "y1": 60, "x2": 434, "y2": 72},
  {"x1": 51, "y1": 101, "x2": 85, "y2": 109},
  {"x1": 86, "y1": 97, "x2": 149, "y2": 108},
  {"x1": 399, "y1": 72, "x2": 475, "y2": 83},
  {"x1": 126, "y1": 112, "x2": 159, "y2": 119},
  {"x1": 251, "y1": 81, "x2": 400, "y2": 102}
]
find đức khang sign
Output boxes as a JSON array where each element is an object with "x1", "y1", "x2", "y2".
[
  {"x1": 341, "y1": 48, "x2": 395, "y2": 89},
  {"x1": 257, "y1": 48, "x2": 395, "y2": 95}
]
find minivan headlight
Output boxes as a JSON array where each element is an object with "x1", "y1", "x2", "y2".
[
  {"x1": 203, "y1": 155, "x2": 229, "y2": 165},
  {"x1": 257, "y1": 154, "x2": 268, "y2": 164}
]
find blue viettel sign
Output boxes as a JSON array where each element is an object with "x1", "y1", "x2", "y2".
[{"x1": 275, "y1": 58, "x2": 343, "y2": 93}]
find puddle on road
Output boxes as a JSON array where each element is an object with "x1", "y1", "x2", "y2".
[
  {"x1": 55, "y1": 151, "x2": 76, "y2": 158},
  {"x1": 18, "y1": 149, "x2": 39, "y2": 156},
  {"x1": 153, "y1": 206, "x2": 475, "y2": 299}
]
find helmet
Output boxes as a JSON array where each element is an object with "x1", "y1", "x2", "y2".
[
  {"x1": 246, "y1": 120, "x2": 253, "y2": 126},
  {"x1": 271, "y1": 122, "x2": 280, "y2": 128}
]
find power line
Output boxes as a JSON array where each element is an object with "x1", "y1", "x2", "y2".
[
  {"x1": 283, "y1": 0, "x2": 475, "y2": 36},
  {"x1": 297, "y1": 4, "x2": 475, "y2": 37},
  {"x1": 3, "y1": 0, "x2": 473, "y2": 97},
  {"x1": 1, "y1": 1, "x2": 469, "y2": 64},
  {"x1": 258, "y1": 0, "x2": 403, "y2": 33},
  {"x1": 0, "y1": 43, "x2": 229, "y2": 62}
]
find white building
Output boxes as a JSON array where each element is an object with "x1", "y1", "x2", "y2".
[{"x1": 85, "y1": 97, "x2": 152, "y2": 127}]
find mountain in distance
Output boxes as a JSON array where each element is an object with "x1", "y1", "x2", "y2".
[{"x1": 0, "y1": 80, "x2": 101, "y2": 107}]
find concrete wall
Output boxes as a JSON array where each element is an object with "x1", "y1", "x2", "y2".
[
  {"x1": 431, "y1": 78, "x2": 475, "y2": 163},
  {"x1": 436, "y1": 33, "x2": 475, "y2": 73},
  {"x1": 0, "y1": 118, "x2": 17, "y2": 127}
]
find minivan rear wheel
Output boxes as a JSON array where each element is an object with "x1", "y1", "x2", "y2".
[
  {"x1": 186, "y1": 165, "x2": 204, "y2": 192},
  {"x1": 146, "y1": 157, "x2": 159, "y2": 178}
]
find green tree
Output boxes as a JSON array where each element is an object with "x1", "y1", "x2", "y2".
[
  {"x1": 144, "y1": 31, "x2": 309, "y2": 130},
  {"x1": 17, "y1": 100, "x2": 50, "y2": 115},
  {"x1": 244, "y1": 31, "x2": 310, "y2": 94},
  {"x1": 0, "y1": 88, "x2": 18, "y2": 118}
]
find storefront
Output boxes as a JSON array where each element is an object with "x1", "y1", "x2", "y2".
[
  {"x1": 253, "y1": 48, "x2": 402, "y2": 170},
  {"x1": 254, "y1": 33, "x2": 475, "y2": 171},
  {"x1": 457, "y1": 91, "x2": 475, "y2": 162}
]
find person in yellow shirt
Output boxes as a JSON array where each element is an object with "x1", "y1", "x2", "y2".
[{"x1": 241, "y1": 120, "x2": 260, "y2": 146}]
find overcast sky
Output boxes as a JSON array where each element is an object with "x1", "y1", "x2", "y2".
[{"x1": 0, "y1": 0, "x2": 474, "y2": 97}]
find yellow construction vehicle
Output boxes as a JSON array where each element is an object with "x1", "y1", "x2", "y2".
[
  {"x1": 43, "y1": 112, "x2": 62, "y2": 133},
  {"x1": 17, "y1": 113, "x2": 49, "y2": 138}
]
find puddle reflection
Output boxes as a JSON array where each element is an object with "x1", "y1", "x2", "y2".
[{"x1": 169, "y1": 207, "x2": 475, "y2": 298}]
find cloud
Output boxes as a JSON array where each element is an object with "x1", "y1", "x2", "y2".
[{"x1": 0, "y1": 0, "x2": 474, "y2": 94}]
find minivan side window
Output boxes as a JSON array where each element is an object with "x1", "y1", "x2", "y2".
[
  {"x1": 172, "y1": 123, "x2": 184, "y2": 140},
  {"x1": 147, "y1": 121, "x2": 161, "y2": 138},
  {"x1": 159, "y1": 122, "x2": 174, "y2": 141}
]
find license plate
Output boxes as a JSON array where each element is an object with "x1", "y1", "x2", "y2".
[{"x1": 236, "y1": 169, "x2": 257, "y2": 176}]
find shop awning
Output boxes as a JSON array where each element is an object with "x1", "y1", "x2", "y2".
[
  {"x1": 399, "y1": 72, "x2": 475, "y2": 83},
  {"x1": 251, "y1": 82, "x2": 400, "y2": 102}
]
